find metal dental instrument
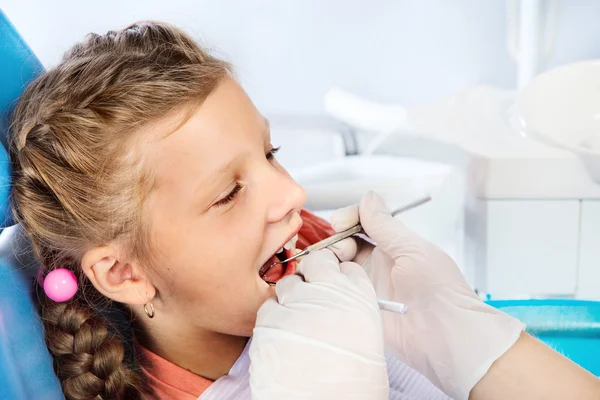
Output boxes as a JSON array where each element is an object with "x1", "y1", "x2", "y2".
[
  {"x1": 263, "y1": 194, "x2": 432, "y2": 279},
  {"x1": 377, "y1": 299, "x2": 408, "y2": 314}
]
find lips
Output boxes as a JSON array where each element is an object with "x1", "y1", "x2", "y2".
[{"x1": 258, "y1": 220, "x2": 302, "y2": 285}]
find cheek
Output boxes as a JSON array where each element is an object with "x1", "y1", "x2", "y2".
[
  {"x1": 154, "y1": 207, "x2": 263, "y2": 282},
  {"x1": 169, "y1": 264, "x2": 273, "y2": 336},
  {"x1": 149, "y1": 196, "x2": 273, "y2": 332},
  {"x1": 153, "y1": 222, "x2": 271, "y2": 334}
]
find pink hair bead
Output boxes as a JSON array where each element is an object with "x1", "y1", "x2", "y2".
[{"x1": 43, "y1": 268, "x2": 78, "y2": 302}]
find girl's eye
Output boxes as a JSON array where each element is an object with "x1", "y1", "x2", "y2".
[
  {"x1": 214, "y1": 183, "x2": 243, "y2": 208},
  {"x1": 212, "y1": 147, "x2": 279, "y2": 209},
  {"x1": 266, "y1": 146, "x2": 281, "y2": 160}
]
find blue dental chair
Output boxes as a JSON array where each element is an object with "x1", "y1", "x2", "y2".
[
  {"x1": 0, "y1": 10, "x2": 599, "y2": 400},
  {"x1": 0, "y1": 9, "x2": 64, "y2": 400}
]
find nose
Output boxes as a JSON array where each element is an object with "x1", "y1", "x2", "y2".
[{"x1": 264, "y1": 169, "x2": 306, "y2": 224}]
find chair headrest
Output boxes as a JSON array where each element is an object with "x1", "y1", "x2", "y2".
[{"x1": 0, "y1": 10, "x2": 45, "y2": 228}]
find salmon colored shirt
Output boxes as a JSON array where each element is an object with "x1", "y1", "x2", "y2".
[{"x1": 137, "y1": 210, "x2": 335, "y2": 400}]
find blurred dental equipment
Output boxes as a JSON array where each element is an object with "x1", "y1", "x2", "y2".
[
  {"x1": 508, "y1": 60, "x2": 600, "y2": 183},
  {"x1": 323, "y1": 87, "x2": 408, "y2": 133},
  {"x1": 323, "y1": 87, "x2": 410, "y2": 156},
  {"x1": 505, "y1": 0, "x2": 560, "y2": 91},
  {"x1": 319, "y1": 55, "x2": 600, "y2": 302}
]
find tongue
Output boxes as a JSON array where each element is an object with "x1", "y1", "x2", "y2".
[
  {"x1": 259, "y1": 255, "x2": 279, "y2": 277},
  {"x1": 261, "y1": 249, "x2": 298, "y2": 284}
]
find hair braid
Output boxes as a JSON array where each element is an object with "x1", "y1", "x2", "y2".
[{"x1": 41, "y1": 292, "x2": 140, "y2": 400}]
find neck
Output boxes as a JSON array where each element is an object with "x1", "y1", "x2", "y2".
[{"x1": 137, "y1": 316, "x2": 248, "y2": 381}]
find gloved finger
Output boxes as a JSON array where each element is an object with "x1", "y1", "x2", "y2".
[
  {"x1": 359, "y1": 191, "x2": 419, "y2": 260},
  {"x1": 255, "y1": 296, "x2": 283, "y2": 325},
  {"x1": 296, "y1": 249, "x2": 344, "y2": 284},
  {"x1": 330, "y1": 204, "x2": 359, "y2": 232},
  {"x1": 276, "y1": 253, "x2": 347, "y2": 306},
  {"x1": 365, "y1": 248, "x2": 397, "y2": 301},
  {"x1": 274, "y1": 273, "x2": 305, "y2": 306},
  {"x1": 328, "y1": 236, "x2": 358, "y2": 262},
  {"x1": 339, "y1": 261, "x2": 377, "y2": 300}
]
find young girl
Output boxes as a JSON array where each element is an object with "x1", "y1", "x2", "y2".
[{"x1": 10, "y1": 21, "x2": 448, "y2": 399}]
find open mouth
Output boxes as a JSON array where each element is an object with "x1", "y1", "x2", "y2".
[{"x1": 259, "y1": 235, "x2": 299, "y2": 284}]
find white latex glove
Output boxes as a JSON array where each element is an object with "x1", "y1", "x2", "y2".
[
  {"x1": 249, "y1": 249, "x2": 389, "y2": 400},
  {"x1": 329, "y1": 192, "x2": 526, "y2": 400}
]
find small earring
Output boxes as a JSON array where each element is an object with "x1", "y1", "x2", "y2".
[
  {"x1": 144, "y1": 302, "x2": 155, "y2": 318},
  {"x1": 144, "y1": 293, "x2": 155, "y2": 318}
]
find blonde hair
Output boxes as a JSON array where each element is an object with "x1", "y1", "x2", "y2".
[{"x1": 9, "y1": 21, "x2": 230, "y2": 399}]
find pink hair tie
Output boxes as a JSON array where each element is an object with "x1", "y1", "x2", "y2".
[{"x1": 41, "y1": 268, "x2": 78, "y2": 302}]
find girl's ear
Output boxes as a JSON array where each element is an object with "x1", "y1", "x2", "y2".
[{"x1": 81, "y1": 245, "x2": 155, "y2": 305}]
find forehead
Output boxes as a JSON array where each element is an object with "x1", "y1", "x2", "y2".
[{"x1": 135, "y1": 78, "x2": 267, "y2": 188}]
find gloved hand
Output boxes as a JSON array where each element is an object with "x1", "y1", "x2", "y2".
[
  {"x1": 329, "y1": 192, "x2": 526, "y2": 400},
  {"x1": 249, "y1": 249, "x2": 389, "y2": 400}
]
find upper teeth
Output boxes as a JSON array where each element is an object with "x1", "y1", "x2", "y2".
[
  {"x1": 277, "y1": 247, "x2": 284, "y2": 254},
  {"x1": 283, "y1": 234, "x2": 298, "y2": 251}
]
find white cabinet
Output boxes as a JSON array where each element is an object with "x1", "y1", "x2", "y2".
[
  {"x1": 484, "y1": 200, "x2": 580, "y2": 298},
  {"x1": 577, "y1": 201, "x2": 600, "y2": 300}
]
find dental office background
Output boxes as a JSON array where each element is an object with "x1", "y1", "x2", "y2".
[{"x1": 3, "y1": 0, "x2": 600, "y2": 301}]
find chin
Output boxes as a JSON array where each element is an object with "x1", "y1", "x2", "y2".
[
  {"x1": 232, "y1": 323, "x2": 256, "y2": 338},
  {"x1": 258, "y1": 285, "x2": 276, "y2": 307}
]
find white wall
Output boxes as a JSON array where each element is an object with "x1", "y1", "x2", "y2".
[{"x1": 2, "y1": 0, "x2": 600, "y2": 115}]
